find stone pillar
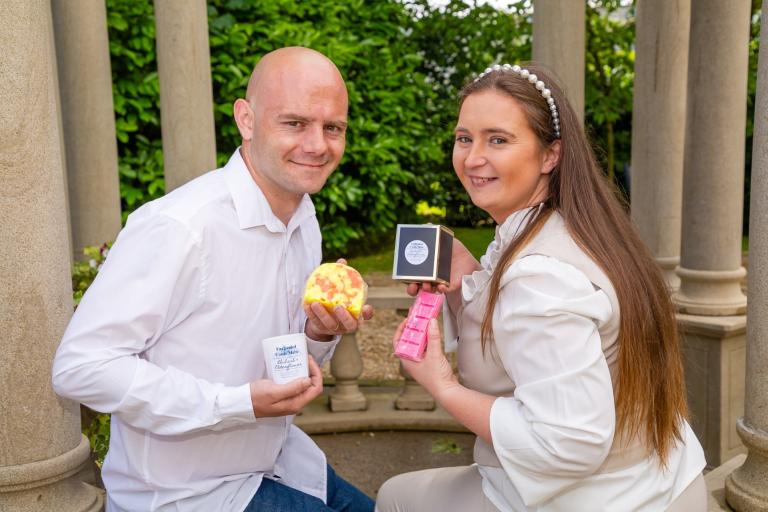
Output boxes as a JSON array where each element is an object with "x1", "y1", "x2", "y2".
[
  {"x1": 674, "y1": 0, "x2": 752, "y2": 467},
  {"x1": 329, "y1": 333, "x2": 368, "y2": 412},
  {"x1": 394, "y1": 308, "x2": 435, "y2": 411},
  {"x1": 153, "y1": 0, "x2": 216, "y2": 192},
  {"x1": 674, "y1": 0, "x2": 750, "y2": 316},
  {"x1": 532, "y1": 0, "x2": 585, "y2": 122},
  {"x1": 725, "y1": 10, "x2": 768, "y2": 510},
  {"x1": 51, "y1": 0, "x2": 122, "y2": 259},
  {"x1": 630, "y1": 0, "x2": 690, "y2": 291},
  {"x1": 0, "y1": 2, "x2": 103, "y2": 511}
]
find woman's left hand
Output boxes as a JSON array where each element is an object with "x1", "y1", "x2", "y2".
[{"x1": 394, "y1": 318, "x2": 458, "y2": 399}]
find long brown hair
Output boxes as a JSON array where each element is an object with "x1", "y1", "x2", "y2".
[{"x1": 461, "y1": 64, "x2": 687, "y2": 464}]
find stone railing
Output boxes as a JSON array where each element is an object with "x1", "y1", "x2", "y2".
[{"x1": 326, "y1": 286, "x2": 435, "y2": 413}]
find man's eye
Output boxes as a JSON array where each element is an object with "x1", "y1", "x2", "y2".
[
  {"x1": 455, "y1": 136, "x2": 471, "y2": 144},
  {"x1": 325, "y1": 125, "x2": 341, "y2": 133},
  {"x1": 490, "y1": 137, "x2": 506, "y2": 145},
  {"x1": 285, "y1": 121, "x2": 303, "y2": 127}
]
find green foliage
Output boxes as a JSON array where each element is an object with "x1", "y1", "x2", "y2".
[
  {"x1": 408, "y1": 0, "x2": 532, "y2": 227},
  {"x1": 431, "y1": 436, "x2": 462, "y2": 454},
  {"x1": 72, "y1": 245, "x2": 113, "y2": 466},
  {"x1": 104, "y1": 0, "x2": 758, "y2": 251},
  {"x1": 585, "y1": 1, "x2": 635, "y2": 190},
  {"x1": 83, "y1": 411, "x2": 111, "y2": 467},
  {"x1": 744, "y1": 3, "x2": 762, "y2": 234},
  {"x1": 71, "y1": 243, "x2": 112, "y2": 306},
  {"x1": 106, "y1": 1, "x2": 164, "y2": 224},
  {"x1": 107, "y1": 0, "x2": 446, "y2": 256}
]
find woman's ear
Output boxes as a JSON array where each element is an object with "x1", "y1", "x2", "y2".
[
  {"x1": 541, "y1": 139, "x2": 561, "y2": 175},
  {"x1": 233, "y1": 98, "x2": 254, "y2": 141}
]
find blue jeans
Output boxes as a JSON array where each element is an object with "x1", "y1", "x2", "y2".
[{"x1": 244, "y1": 464, "x2": 374, "y2": 512}]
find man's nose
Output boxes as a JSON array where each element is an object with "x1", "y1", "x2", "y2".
[{"x1": 301, "y1": 125, "x2": 328, "y2": 155}]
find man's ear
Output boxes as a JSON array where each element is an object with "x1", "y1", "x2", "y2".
[
  {"x1": 233, "y1": 98, "x2": 254, "y2": 141},
  {"x1": 541, "y1": 139, "x2": 561, "y2": 175}
]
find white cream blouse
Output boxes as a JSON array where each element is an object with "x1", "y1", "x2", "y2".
[{"x1": 453, "y1": 207, "x2": 706, "y2": 511}]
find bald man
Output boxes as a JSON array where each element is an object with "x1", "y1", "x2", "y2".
[{"x1": 52, "y1": 47, "x2": 375, "y2": 512}]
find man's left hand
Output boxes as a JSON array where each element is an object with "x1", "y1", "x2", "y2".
[
  {"x1": 304, "y1": 258, "x2": 374, "y2": 340},
  {"x1": 304, "y1": 301, "x2": 373, "y2": 340}
]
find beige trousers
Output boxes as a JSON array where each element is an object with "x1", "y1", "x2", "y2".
[{"x1": 375, "y1": 466, "x2": 707, "y2": 512}]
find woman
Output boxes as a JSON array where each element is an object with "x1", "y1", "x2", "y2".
[{"x1": 376, "y1": 64, "x2": 707, "y2": 511}]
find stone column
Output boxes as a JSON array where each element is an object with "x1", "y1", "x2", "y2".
[
  {"x1": 0, "y1": 2, "x2": 103, "y2": 511},
  {"x1": 51, "y1": 0, "x2": 122, "y2": 259},
  {"x1": 725, "y1": 10, "x2": 768, "y2": 510},
  {"x1": 394, "y1": 308, "x2": 435, "y2": 411},
  {"x1": 674, "y1": 0, "x2": 751, "y2": 467},
  {"x1": 532, "y1": 0, "x2": 585, "y2": 122},
  {"x1": 630, "y1": 0, "x2": 690, "y2": 291},
  {"x1": 153, "y1": 0, "x2": 216, "y2": 192},
  {"x1": 329, "y1": 333, "x2": 368, "y2": 412},
  {"x1": 674, "y1": 0, "x2": 750, "y2": 316}
]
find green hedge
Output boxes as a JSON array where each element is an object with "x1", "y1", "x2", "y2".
[
  {"x1": 107, "y1": 0, "x2": 446, "y2": 257},
  {"x1": 105, "y1": 0, "x2": 759, "y2": 256}
]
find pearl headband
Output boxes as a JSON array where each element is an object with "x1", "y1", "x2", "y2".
[{"x1": 474, "y1": 64, "x2": 561, "y2": 139}]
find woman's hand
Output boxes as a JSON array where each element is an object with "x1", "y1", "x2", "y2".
[
  {"x1": 405, "y1": 238, "x2": 480, "y2": 314},
  {"x1": 393, "y1": 318, "x2": 458, "y2": 399},
  {"x1": 394, "y1": 317, "x2": 495, "y2": 443}
]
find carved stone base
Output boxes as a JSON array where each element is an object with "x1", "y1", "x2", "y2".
[
  {"x1": 679, "y1": 313, "x2": 747, "y2": 466},
  {"x1": 396, "y1": 362, "x2": 435, "y2": 411},
  {"x1": 330, "y1": 381, "x2": 368, "y2": 412},
  {"x1": 0, "y1": 435, "x2": 105, "y2": 512},
  {"x1": 725, "y1": 419, "x2": 768, "y2": 511}
]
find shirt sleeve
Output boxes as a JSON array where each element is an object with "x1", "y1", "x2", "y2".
[
  {"x1": 488, "y1": 254, "x2": 616, "y2": 506},
  {"x1": 306, "y1": 332, "x2": 340, "y2": 364},
  {"x1": 52, "y1": 209, "x2": 255, "y2": 436}
]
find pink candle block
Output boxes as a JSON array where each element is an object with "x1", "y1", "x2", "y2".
[{"x1": 395, "y1": 290, "x2": 444, "y2": 361}]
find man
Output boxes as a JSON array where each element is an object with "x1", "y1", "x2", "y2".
[{"x1": 52, "y1": 47, "x2": 375, "y2": 512}]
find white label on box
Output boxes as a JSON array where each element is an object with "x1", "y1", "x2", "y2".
[
  {"x1": 404, "y1": 240, "x2": 429, "y2": 265},
  {"x1": 262, "y1": 334, "x2": 309, "y2": 384}
]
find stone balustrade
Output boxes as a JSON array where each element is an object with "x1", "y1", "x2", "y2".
[{"x1": 327, "y1": 286, "x2": 437, "y2": 413}]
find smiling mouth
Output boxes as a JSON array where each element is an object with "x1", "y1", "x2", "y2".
[
  {"x1": 469, "y1": 176, "x2": 497, "y2": 186},
  {"x1": 290, "y1": 161, "x2": 326, "y2": 168}
]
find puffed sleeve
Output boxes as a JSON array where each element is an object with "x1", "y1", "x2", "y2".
[{"x1": 489, "y1": 254, "x2": 616, "y2": 506}]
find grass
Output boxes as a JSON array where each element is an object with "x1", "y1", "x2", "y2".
[{"x1": 347, "y1": 226, "x2": 496, "y2": 276}]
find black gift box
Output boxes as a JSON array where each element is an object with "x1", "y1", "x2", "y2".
[{"x1": 392, "y1": 224, "x2": 453, "y2": 284}]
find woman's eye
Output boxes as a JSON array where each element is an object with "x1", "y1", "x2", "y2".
[
  {"x1": 490, "y1": 136, "x2": 506, "y2": 145},
  {"x1": 455, "y1": 136, "x2": 471, "y2": 144}
]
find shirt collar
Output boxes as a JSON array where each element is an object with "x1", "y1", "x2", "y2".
[
  {"x1": 495, "y1": 203, "x2": 545, "y2": 246},
  {"x1": 223, "y1": 148, "x2": 316, "y2": 233}
]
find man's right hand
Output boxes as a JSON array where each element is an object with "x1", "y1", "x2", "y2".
[{"x1": 250, "y1": 356, "x2": 323, "y2": 417}]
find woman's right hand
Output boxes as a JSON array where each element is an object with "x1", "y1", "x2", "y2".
[{"x1": 405, "y1": 238, "x2": 480, "y2": 312}]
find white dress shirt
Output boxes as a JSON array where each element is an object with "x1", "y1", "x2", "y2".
[
  {"x1": 52, "y1": 150, "x2": 339, "y2": 512},
  {"x1": 456, "y1": 209, "x2": 706, "y2": 511}
]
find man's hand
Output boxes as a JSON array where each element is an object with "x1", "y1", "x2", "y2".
[
  {"x1": 304, "y1": 258, "x2": 374, "y2": 341},
  {"x1": 250, "y1": 356, "x2": 323, "y2": 417}
]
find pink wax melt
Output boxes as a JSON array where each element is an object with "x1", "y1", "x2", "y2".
[{"x1": 395, "y1": 290, "x2": 444, "y2": 361}]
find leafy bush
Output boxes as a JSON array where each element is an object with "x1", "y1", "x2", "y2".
[
  {"x1": 106, "y1": 0, "x2": 446, "y2": 257},
  {"x1": 408, "y1": 0, "x2": 533, "y2": 227},
  {"x1": 104, "y1": 0, "x2": 758, "y2": 253},
  {"x1": 73, "y1": 244, "x2": 113, "y2": 466},
  {"x1": 72, "y1": 243, "x2": 112, "y2": 306}
]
